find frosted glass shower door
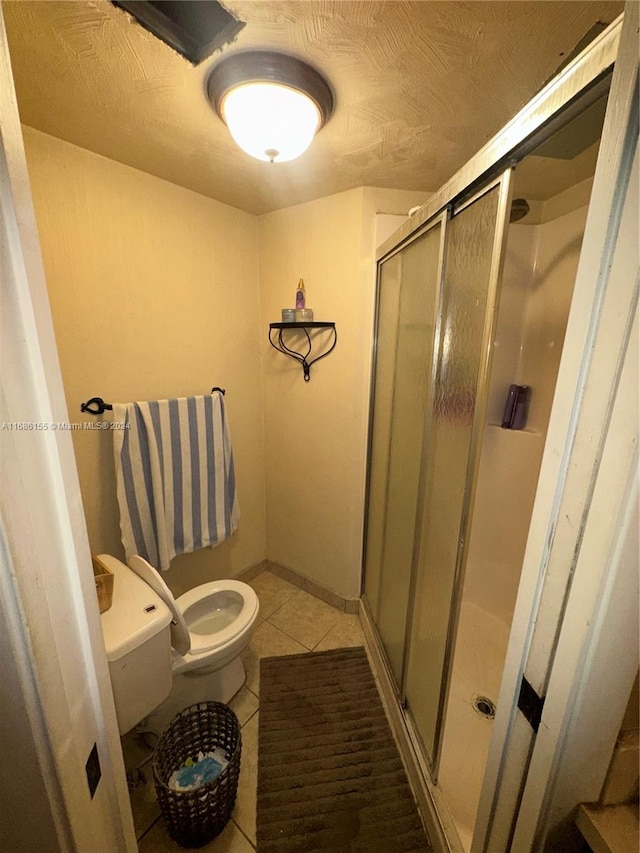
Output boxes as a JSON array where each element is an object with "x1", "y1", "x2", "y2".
[
  {"x1": 363, "y1": 218, "x2": 444, "y2": 686},
  {"x1": 403, "y1": 175, "x2": 512, "y2": 772}
]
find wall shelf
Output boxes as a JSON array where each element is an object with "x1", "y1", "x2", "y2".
[
  {"x1": 487, "y1": 423, "x2": 541, "y2": 436},
  {"x1": 268, "y1": 321, "x2": 337, "y2": 381}
]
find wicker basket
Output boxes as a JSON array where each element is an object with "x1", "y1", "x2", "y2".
[
  {"x1": 92, "y1": 556, "x2": 114, "y2": 613},
  {"x1": 152, "y1": 702, "x2": 241, "y2": 848}
]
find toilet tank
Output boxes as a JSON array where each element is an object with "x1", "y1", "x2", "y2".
[{"x1": 99, "y1": 555, "x2": 173, "y2": 734}]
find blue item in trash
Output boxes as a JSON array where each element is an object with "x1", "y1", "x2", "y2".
[{"x1": 169, "y1": 749, "x2": 228, "y2": 792}]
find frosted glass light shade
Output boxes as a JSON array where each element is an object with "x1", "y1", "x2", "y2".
[{"x1": 221, "y1": 82, "x2": 321, "y2": 163}]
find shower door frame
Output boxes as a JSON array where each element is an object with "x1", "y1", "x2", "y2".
[
  {"x1": 363, "y1": 209, "x2": 449, "y2": 692},
  {"x1": 399, "y1": 168, "x2": 514, "y2": 780},
  {"x1": 363, "y1": 207, "x2": 449, "y2": 695},
  {"x1": 362, "y1": 11, "x2": 633, "y2": 852}
]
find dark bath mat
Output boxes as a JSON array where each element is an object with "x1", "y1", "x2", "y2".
[{"x1": 257, "y1": 646, "x2": 431, "y2": 852}]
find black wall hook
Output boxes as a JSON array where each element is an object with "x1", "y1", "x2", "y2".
[{"x1": 80, "y1": 397, "x2": 113, "y2": 415}]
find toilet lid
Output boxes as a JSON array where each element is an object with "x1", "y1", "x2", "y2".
[{"x1": 127, "y1": 555, "x2": 191, "y2": 656}]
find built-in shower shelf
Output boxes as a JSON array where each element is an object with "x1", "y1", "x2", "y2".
[
  {"x1": 268, "y1": 322, "x2": 337, "y2": 381},
  {"x1": 488, "y1": 424, "x2": 541, "y2": 435},
  {"x1": 576, "y1": 802, "x2": 639, "y2": 853}
]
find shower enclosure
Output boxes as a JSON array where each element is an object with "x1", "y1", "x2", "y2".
[
  {"x1": 366, "y1": 170, "x2": 512, "y2": 766},
  {"x1": 361, "y1": 16, "x2": 628, "y2": 852}
]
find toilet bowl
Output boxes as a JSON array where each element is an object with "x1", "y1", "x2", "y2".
[
  {"x1": 98, "y1": 554, "x2": 259, "y2": 733},
  {"x1": 127, "y1": 554, "x2": 259, "y2": 673}
]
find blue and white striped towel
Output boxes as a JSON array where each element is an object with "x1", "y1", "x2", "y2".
[{"x1": 112, "y1": 392, "x2": 239, "y2": 571}]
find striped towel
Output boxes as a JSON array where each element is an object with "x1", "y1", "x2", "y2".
[{"x1": 112, "y1": 392, "x2": 239, "y2": 571}]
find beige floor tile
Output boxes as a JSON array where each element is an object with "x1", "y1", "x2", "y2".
[
  {"x1": 131, "y1": 583, "x2": 367, "y2": 851},
  {"x1": 247, "y1": 571, "x2": 299, "y2": 621},
  {"x1": 121, "y1": 729, "x2": 155, "y2": 768},
  {"x1": 121, "y1": 731, "x2": 161, "y2": 839},
  {"x1": 227, "y1": 685, "x2": 259, "y2": 726},
  {"x1": 138, "y1": 815, "x2": 254, "y2": 852},
  {"x1": 129, "y1": 770, "x2": 161, "y2": 841},
  {"x1": 241, "y1": 620, "x2": 307, "y2": 696},
  {"x1": 268, "y1": 589, "x2": 343, "y2": 649},
  {"x1": 313, "y1": 613, "x2": 366, "y2": 652},
  {"x1": 232, "y1": 711, "x2": 259, "y2": 846}
]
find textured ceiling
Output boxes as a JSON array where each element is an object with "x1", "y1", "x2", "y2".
[{"x1": 4, "y1": 0, "x2": 624, "y2": 214}]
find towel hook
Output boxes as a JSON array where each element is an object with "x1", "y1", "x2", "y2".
[{"x1": 80, "y1": 397, "x2": 113, "y2": 415}]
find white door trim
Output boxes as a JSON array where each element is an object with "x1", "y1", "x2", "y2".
[
  {"x1": 517, "y1": 297, "x2": 638, "y2": 849},
  {"x1": 0, "y1": 7, "x2": 136, "y2": 850},
  {"x1": 473, "y1": 3, "x2": 639, "y2": 849}
]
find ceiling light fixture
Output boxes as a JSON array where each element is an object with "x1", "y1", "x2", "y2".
[{"x1": 207, "y1": 51, "x2": 334, "y2": 163}]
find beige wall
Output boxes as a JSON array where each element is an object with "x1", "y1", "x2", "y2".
[
  {"x1": 23, "y1": 128, "x2": 266, "y2": 597},
  {"x1": 259, "y1": 187, "x2": 428, "y2": 600},
  {"x1": 24, "y1": 126, "x2": 428, "y2": 602}
]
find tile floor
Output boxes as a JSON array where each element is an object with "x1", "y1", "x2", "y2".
[{"x1": 129, "y1": 570, "x2": 367, "y2": 852}]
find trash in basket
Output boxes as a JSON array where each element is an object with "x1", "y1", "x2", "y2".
[
  {"x1": 169, "y1": 748, "x2": 229, "y2": 792},
  {"x1": 153, "y1": 702, "x2": 241, "y2": 848}
]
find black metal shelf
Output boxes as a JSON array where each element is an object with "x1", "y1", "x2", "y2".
[
  {"x1": 269, "y1": 321, "x2": 335, "y2": 329},
  {"x1": 268, "y1": 322, "x2": 337, "y2": 381}
]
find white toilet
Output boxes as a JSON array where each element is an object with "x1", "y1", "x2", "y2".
[{"x1": 98, "y1": 554, "x2": 259, "y2": 733}]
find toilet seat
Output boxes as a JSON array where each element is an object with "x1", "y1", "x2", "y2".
[
  {"x1": 178, "y1": 580, "x2": 258, "y2": 654},
  {"x1": 127, "y1": 556, "x2": 258, "y2": 662}
]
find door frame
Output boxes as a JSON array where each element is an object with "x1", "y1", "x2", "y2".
[
  {"x1": 0, "y1": 8, "x2": 137, "y2": 850},
  {"x1": 475, "y1": 4, "x2": 639, "y2": 845}
]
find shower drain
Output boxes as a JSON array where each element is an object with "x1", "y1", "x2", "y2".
[{"x1": 472, "y1": 694, "x2": 496, "y2": 719}]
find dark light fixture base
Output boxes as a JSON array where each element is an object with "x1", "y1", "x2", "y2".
[{"x1": 207, "y1": 51, "x2": 334, "y2": 131}]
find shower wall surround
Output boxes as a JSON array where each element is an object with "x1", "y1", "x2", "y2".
[
  {"x1": 363, "y1": 183, "x2": 597, "y2": 847},
  {"x1": 437, "y1": 186, "x2": 592, "y2": 848},
  {"x1": 464, "y1": 188, "x2": 591, "y2": 625}
]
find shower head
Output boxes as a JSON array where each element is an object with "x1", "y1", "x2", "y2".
[{"x1": 510, "y1": 198, "x2": 530, "y2": 223}]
